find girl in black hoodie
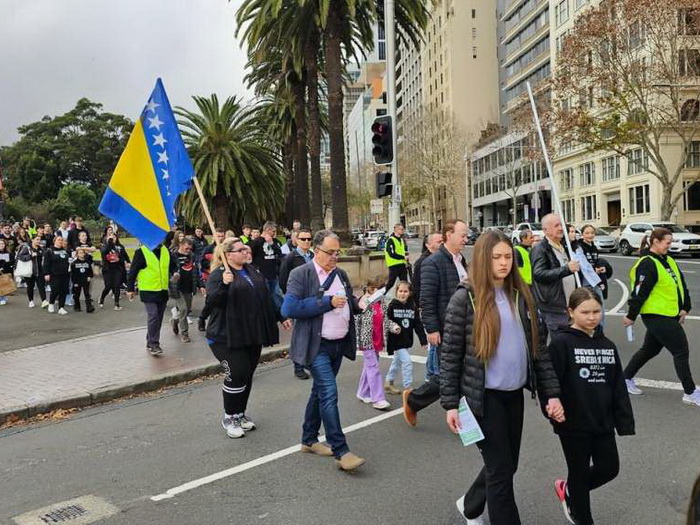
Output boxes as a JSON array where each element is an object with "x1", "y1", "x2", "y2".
[
  {"x1": 43, "y1": 235, "x2": 71, "y2": 314},
  {"x1": 548, "y1": 287, "x2": 635, "y2": 525}
]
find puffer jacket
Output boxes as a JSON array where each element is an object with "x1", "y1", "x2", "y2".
[
  {"x1": 531, "y1": 238, "x2": 574, "y2": 313},
  {"x1": 419, "y1": 244, "x2": 467, "y2": 334},
  {"x1": 440, "y1": 283, "x2": 561, "y2": 416}
]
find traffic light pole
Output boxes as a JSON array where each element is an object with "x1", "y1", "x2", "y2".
[{"x1": 385, "y1": 0, "x2": 400, "y2": 227}]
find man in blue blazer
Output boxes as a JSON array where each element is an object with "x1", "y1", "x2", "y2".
[{"x1": 282, "y1": 230, "x2": 365, "y2": 471}]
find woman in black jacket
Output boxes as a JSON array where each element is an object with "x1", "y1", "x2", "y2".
[
  {"x1": 43, "y1": 235, "x2": 70, "y2": 315},
  {"x1": 99, "y1": 232, "x2": 130, "y2": 310},
  {"x1": 17, "y1": 235, "x2": 47, "y2": 308},
  {"x1": 440, "y1": 230, "x2": 563, "y2": 525},
  {"x1": 205, "y1": 237, "x2": 291, "y2": 439}
]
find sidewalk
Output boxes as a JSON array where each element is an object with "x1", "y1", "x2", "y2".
[{"x1": 0, "y1": 326, "x2": 289, "y2": 425}]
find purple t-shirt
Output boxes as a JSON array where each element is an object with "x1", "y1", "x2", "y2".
[{"x1": 485, "y1": 287, "x2": 528, "y2": 391}]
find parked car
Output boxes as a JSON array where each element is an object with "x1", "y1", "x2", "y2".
[
  {"x1": 593, "y1": 228, "x2": 618, "y2": 253},
  {"x1": 511, "y1": 222, "x2": 544, "y2": 244},
  {"x1": 618, "y1": 222, "x2": 700, "y2": 256},
  {"x1": 466, "y1": 227, "x2": 480, "y2": 245},
  {"x1": 404, "y1": 229, "x2": 419, "y2": 238},
  {"x1": 363, "y1": 231, "x2": 385, "y2": 249}
]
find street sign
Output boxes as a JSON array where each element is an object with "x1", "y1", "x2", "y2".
[
  {"x1": 371, "y1": 199, "x2": 383, "y2": 214},
  {"x1": 394, "y1": 184, "x2": 402, "y2": 204}
]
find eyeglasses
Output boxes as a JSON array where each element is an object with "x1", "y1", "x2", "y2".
[
  {"x1": 317, "y1": 247, "x2": 340, "y2": 257},
  {"x1": 228, "y1": 248, "x2": 251, "y2": 253},
  {"x1": 298, "y1": 237, "x2": 312, "y2": 242}
]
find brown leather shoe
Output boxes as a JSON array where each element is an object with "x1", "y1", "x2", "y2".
[
  {"x1": 335, "y1": 452, "x2": 366, "y2": 471},
  {"x1": 300, "y1": 442, "x2": 333, "y2": 457},
  {"x1": 402, "y1": 388, "x2": 416, "y2": 427}
]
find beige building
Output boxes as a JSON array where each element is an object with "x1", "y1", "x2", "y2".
[
  {"x1": 399, "y1": 0, "x2": 501, "y2": 234},
  {"x1": 551, "y1": 0, "x2": 700, "y2": 230}
]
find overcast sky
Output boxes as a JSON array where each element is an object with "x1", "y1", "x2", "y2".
[{"x1": 0, "y1": 0, "x2": 251, "y2": 146}]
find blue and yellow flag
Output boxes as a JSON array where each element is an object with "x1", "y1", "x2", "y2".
[{"x1": 99, "y1": 78, "x2": 194, "y2": 249}]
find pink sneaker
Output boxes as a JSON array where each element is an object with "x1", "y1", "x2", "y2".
[{"x1": 555, "y1": 479, "x2": 575, "y2": 524}]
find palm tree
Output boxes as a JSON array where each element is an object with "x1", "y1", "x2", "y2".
[{"x1": 175, "y1": 95, "x2": 284, "y2": 229}]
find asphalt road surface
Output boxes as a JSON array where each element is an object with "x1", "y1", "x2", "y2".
[{"x1": 2, "y1": 351, "x2": 699, "y2": 525}]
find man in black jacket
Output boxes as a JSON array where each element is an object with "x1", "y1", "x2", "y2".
[
  {"x1": 403, "y1": 219, "x2": 468, "y2": 427},
  {"x1": 531, "y1": 213, "x2": 580, "y2": 335},
  {"x1": 279, "y1": 228, "x2": 314, "y2": 379},
  {"x1": 66, "y1": 216, "x2": 91, "y2": 251},
  {"x1": 250, "y1": 221, "x2": 284, "y2": 309}
]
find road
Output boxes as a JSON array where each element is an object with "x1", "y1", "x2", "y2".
[{"x1": 2, "y1": 351, "x2": 698, "y2": 524}]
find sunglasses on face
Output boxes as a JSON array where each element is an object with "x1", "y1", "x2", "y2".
[{"x1": 298, "y1": 237, "x2": 312, "y2": 242}]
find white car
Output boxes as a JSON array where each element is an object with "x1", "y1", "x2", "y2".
[
  {"x1": 593, "y1": 228, "x2": 618, "y2": 253},
  {"x1": 618, "y1": 222, "x2": 700, "y2": 256},
  {"x1": 511, "y1": 222, "x2": 544, "y2": 244},
  {"x1": 363, "y1": 231, "x2": 384, "y2": 249}
]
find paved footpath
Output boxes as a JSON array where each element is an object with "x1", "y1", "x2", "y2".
[{"x1": 0, "y1": 326, "x2": 289, "y2": 425}]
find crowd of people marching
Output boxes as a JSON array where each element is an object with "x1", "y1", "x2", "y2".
[{"x1": 2, "y1": 213, "x2": 699, "y2": 524}]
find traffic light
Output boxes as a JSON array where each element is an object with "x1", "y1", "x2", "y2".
[
  {"x1": 371, "y1": 115, "x2": 393, "y2": 165},
  {"x1": 376, "y1": 172, "x2": 392, "y2": 198}
]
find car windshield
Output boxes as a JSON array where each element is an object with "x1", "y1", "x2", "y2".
[
  {"x1": 595, "y1": 228, "x2": 609, "y2": 236},
  {"x1": 652, "y1": 223, "x2": 687, "y2": 233},
  {"x1": 529, "y1": 223, "x2": 542, "y2": 230}
]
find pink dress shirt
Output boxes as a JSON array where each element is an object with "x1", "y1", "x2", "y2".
[{"x1": 314, "y1": 261, "x2": 350, "y2": 340}]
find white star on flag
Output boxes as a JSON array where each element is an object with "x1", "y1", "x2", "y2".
[
  {"x1": 145, "y1": 100, "x2": 160, "y2": 113},
  {"x1": 153, "y1": 133, "x2": 167, "y2": 147},
  {"x1": 161, "y1": 168, "x2": 170, "y2": 180},
  {"x1": 157, "y1": 150, "x2": 169, "y2": 164},
  {"x1": 148, "y1": 115, "x2": 164, "y2": 130}
]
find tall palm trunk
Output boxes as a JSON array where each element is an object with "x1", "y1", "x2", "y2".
[
  {"x1": 213, "y1": 186, "x2": 230, "y2": 231},
  {"x1": 324, "y1": 8, "x2": 350, "y2": 232},
  {"x1": 305, "y1": 27, "x2": 324, "y2": 231},
  {"x1": 283, "y1": 140, "x2": 295, "y2": 225},
  {"x1": 292, "y1": 80, "x2": 310, "y2": 225}
]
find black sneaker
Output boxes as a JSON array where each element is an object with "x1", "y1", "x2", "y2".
[
  {"x1": 148, "y1": 344, "x2": 163, "y2": 356},
  {"x1": 73, "y1": 304, "x2": 81, "y2": 312},
  {"x1": 198, "y1": 318, "x2": 206, "y2": 332},
  {"x1": 171, "y1": 319, "x2": 179, "y2": 335},
  {"x1": 295, "y1": 368, "x2": 310, "y2": 380}
]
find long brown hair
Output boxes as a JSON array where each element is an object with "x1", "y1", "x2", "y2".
[{"x1": 469, "y1": 230, "x2": 539, "y2": 362}]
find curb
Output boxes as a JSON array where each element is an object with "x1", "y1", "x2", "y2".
[{"x1": 0, "y1": 345, "x2": 290, "y2": 426}]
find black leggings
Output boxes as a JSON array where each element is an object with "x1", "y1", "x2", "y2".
[
  {"x1": 462, "y1": 389, "x2": 524, "y2": 525},
  {"x1": 26, "y1": 276, "x2": 46, "y2": 302},
  {"x1": 73, "y1": 282, "x2": 93, "y2": 309},
  {"x1": 100, "y1": 270, "x2": 124, "y2": 306},
  {"x1": 209, "y1": 342, "x2": 262, "y2": 416},
  {"x1": 558, "y1": 432, "x2": 619, "y2": 525},
  {"x1": 49, "y1": 274, "x2": 69, "y2": 308},
  {"x1": 624, "y1": 315, "x2": 696, "y2": 394}
]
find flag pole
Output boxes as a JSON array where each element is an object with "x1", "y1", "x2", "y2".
[
  {"x1": 526, "y1": 82, "x2": 581, "y2": 287},
  {"x1": 192, "y1": 176, "x2": 231, "y2": 272}
]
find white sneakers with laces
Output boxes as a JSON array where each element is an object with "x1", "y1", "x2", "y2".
[
  {"x1": 625, "y1": 379, "x2": 643, "y2": 395},
  {"x1": 28, "y1": 300, "x2": 35, "y2": 308},
  {"x1": 58, "y1": 308, "x2": 68, "y2": 315},
  {"x1": 48, "y1": 304, "x2": 55, "y2": 313},
  {"x1": 456, "y1": 496, "x2": 485, "y2": 525}
]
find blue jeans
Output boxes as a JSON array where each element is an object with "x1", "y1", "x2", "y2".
[
  {"x1": 425, "y1": 344, "x2": 439, "y2": 381},
  {"x1": 266, "y1": 278, "x2": 283, "y2": 310},
  {"x1": 302, "y1": 340, "x2": 349, "y2": 458},
  {"x1": 386, "y1": 348, "x2": 413, "y2": 389}
]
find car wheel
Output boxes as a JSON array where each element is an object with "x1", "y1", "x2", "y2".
[{"x1": 619, "y1": 240, "x2": 631, "y2": 256}]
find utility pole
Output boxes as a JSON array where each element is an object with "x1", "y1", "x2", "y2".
[{"x1": 385, "y1": 0, "x2": 400, "y2": 227}]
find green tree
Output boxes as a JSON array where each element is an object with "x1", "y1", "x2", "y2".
[
  {"x1": 175, "y1": 95, "x2": 285, "y2": 229},
  {"x1": 0, "y1": 98, "x2": 131, "y2": 202},
  {"x1": 53, "y1": 183, "x2": 98, "y2": 220}
]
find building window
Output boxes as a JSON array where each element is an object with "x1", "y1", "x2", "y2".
[
  {"x1": 679, "y1": 49, "x2": 700, "y2": 76},
  {"x1": 687, "y1": 141, "x2": 700, "y2": 168},
  {"x1": 602, "y1": 155, "x2": 620, "y2": 181},
  {"x1": 555, "y1": 0, "x2": 570, "y2": 27},
  {"x1": 628, "y1": 184, "x2": 651, "y2": 215},
  {"x1": 560, "y1": 168, "x2": 574, "y2": 191},
  {"x1": 562, "y1": 199, "x2": 575, "y2": 223},
  {"x1": 579, "y1": 162, "x2": 595, "y2": 186},
  {"x1": 472, "y1": 46, "x2": 478, "y2": 59},
  {"x1": 580, "y1": 195, "x2": 597, "y2": 221},
  {"x1": 472, "y1": 9, "x2": 476, "y2": 19},
  {"x1": 678, "y1": 8, "x2": 700, "y2": 35},
  {"x1": 627, "y1": 148, "x2": 649, "y2": 175},
  {"x1": 684, "y1": 181, "x2": 700, "y2": 211},
  {"x1": 378, "y1": 42, "x2": 386, "y2": 61},
  {"x1": 681, "y1": 99, "x2": 700, "y2": 121},
  {"x1": 575, "y1": 0, "x2": 586, "y2": 9},
  {"x1": 472, "y1": 28, "x2": 477, "y2": 39}
]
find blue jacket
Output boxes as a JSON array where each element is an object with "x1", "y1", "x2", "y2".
[{"x1": 281, "y1": 262, "x2": 360, "y2": 366}]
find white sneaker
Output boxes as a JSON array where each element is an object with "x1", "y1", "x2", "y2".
[
  {"x1": 682, "y1": 389, "x2": 700, "y2": 407},
  {"x1": 41, "y1": 300, "x2": 49, "y2": 309},
  {"x1": 28, "y1": 301, "x2": 35, "y2": 308},
  {"x1": 0, "y1": 298, "x2": 7, "y2": 306},
  {"x1": 48, "y1": 304, "x2": 55, "y2": 313},
  {"x1": 626, "y1": 379, "x2": 643, "y2": 395},
  {"x1": 114, "y1": 306, "x2": 123, "y2": 311},
  {"x1": 356, "y1": 395, "x2": 371, "y2": 404},
  {"x1": 58, "y1": 308, "x2": 68, "y2": 315},
  {"x1": 456, "y1": 496, "x2": 485, "y2": 525},
  {"x1": 225, "y1": 416, "x2": 245, "y2": 438},
  {"x1": 372, "y1": 400, "x2": 391, "y2": 410},
  {"x1": 240, "y1": 415, "x2": 256, "y2": 431},
  {"x1": 187, "y1": 316, "x2": 193, "y2": 325}
]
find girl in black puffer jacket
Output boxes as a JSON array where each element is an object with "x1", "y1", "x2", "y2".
[
  {"x1": 43, "y1": 236, "x2": 71, "y2": 314},
  {"x1": 440, "y1": 230, "x2": 563, "y2": 525}
]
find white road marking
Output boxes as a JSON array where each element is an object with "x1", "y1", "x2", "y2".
[
  {"x1": 150, "y1": 408, "x2": 404, "y2": 501},
  {"x1": 607, "y1": 279, "x2": 629, "y2": 315},
  {"x1": 633, "y1": 378, "x2": 685, "y2": 391}
]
